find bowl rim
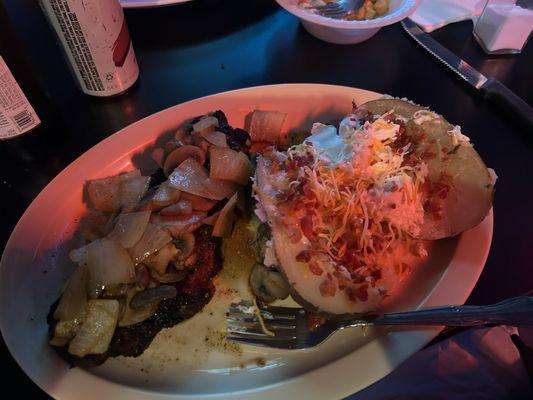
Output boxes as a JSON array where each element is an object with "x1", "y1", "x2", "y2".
[{"x1": 275, "y1": 0, "x2": 420, "y2": 30}]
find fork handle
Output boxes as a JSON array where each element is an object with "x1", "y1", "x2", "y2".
[{"x1": 364, "y1": 296, "x2": 533, "y2": 327}]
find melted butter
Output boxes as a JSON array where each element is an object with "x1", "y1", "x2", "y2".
[{"x1": 116, "y1": 217, "x2": 257, "y2": 372}]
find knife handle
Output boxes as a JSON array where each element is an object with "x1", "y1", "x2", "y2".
[{"x1": 480, "y1": 78, "x2": 533, "y2": 129}]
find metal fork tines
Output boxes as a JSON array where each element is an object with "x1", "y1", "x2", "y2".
[
  {"x1": 227, "y1": 297, "x2": 533, "y2": 350},
  {"x1": 309, "y1": 0, "x2": 364, "y2": 20},
  {"x1": 226, "y1": 301, "x2": 308, "y2": 349},
  {"x1": 226, "y1": 301, "x2": 348, "y2": 350}
]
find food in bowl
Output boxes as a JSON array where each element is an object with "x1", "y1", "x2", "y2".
[
  {"x1": 298, "y1": 0, "x2": 390, "y2": 21},
  {"x1": 48, "y1": 98, "x2": 495, "y2": 365}
]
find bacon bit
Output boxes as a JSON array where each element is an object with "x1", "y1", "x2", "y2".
[
  {"x1": 300, "y1": 215, "x2": 315, "y2": 241},
  {"x1": 342, "y1": 251, "x2": 361, "y2": 272},
  {"x1": 347, "y1": 284, "x2": 369, "y2": 302},
  {"x1": 350, "y1": 271, "x2": 366, "y2": 283},
  {"x1": 319, "y1": 277, "x2": 336, "y2": 297},
  {"x1": 410, "y1": 242, "x2": 428, "y2": 258},
  {"x1": 296, "y1": 250, "x2": 311, "y2": 263},
  {"x1": 308, "y1": 261, "x2": 323, "y2": 276},
  {"x1": 424, "y1": 198, "x2": 444, "y2": 220},
  {"x1": 370, "y1": 269, "x2": 382, "y2": 281},
  {"x1": 288, "y1": 228, "x2": 303, "y2": 244},
  {"x1": 306, "y1": 314, "x2": 326, "y2": 332},
  {"x1": 441, "y1": 147, "x2": 449, "y2": 154},
  {"x1": 433, "y1": 181, "x2": 450, "y2": 200},
  {"x1": 420, "y1": 149, "x2": 437, "y2": 160},
  {"x1": 334, "y1": 271, "x2": 352, "y2": 290}
]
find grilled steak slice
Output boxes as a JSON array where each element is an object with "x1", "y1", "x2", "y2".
[{"x1": 48, "y1": 226, "x2": 221, "y2": 367}]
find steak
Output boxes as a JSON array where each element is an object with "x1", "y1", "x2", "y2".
[{"x1": 48, "y1": 226, "x2": 221, "y2": 367}]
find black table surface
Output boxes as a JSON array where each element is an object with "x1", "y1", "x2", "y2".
[{"x1": 1, "y1": 0, "x2": 532, "y2": 397}]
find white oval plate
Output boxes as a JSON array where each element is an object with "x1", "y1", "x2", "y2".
[
  {"x1": 120, "y1": 0, "x2": 191, "y2": 9},
  {"x1": 0, "y1": 84, "x2": 493, "y2": 399}
]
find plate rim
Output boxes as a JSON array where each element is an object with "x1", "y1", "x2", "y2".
[{"x1": 0, "y1": 83, "x2": 493, "y2": 399}]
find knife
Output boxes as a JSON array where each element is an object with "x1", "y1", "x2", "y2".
[{"x1": 401, "y1": 19, "x2": 533, "y2": 129}]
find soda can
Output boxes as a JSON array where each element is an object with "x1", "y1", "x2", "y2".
[{"x1": 39, "y1": 0, "x2": 139, "y2": 97}]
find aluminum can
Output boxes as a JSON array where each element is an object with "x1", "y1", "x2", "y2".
[{"x1": 39, "y1": 0, "x2": 139, "y2": 97}]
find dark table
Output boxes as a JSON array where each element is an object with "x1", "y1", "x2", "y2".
[{"x1": 1, "y1": 0, "x2": 532, "y2": 397}]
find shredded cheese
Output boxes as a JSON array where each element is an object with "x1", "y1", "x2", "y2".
[
  {"x1": 252, "y1": 298, "x2": 275, "y2": 337},
  {"x1": 277, "y1": 114, "x2": 428, "y2": 282}
]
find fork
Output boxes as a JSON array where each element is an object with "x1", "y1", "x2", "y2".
[
  {"x1": 309, "y1": 0, "x2": 365, "y2": 20},
  {"x1": 226, "y1": 296, "x2": 533, "y2": 349}
]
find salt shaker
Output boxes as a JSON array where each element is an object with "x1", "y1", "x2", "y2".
[{"x1": 473, "y1": 0, "x2": 533, "y2": 54}]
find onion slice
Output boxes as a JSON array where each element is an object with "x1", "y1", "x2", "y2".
[
  {"x1": 203, "y1": 211, "x2": 220, "y2": 226},
  {"x1": 168, "y1": 158, "x2": 209, "y2": 196},
  {"x1": 129, "y1": 223, "x2": 172, "y2": 265},
  {"x1": 68, "y1": 299, "x2": 119, "y2": 357},
  {"x1": 201, "y1": 131, "x2": 228, "y2": 147},
  {"x1": 202, "y1": 178, "x2": 239, "y2": 200},
  {"x1": 87, "y1": 171, "x2": 149, "y2": 212},
  {"x1": 87, "y1": 175, "x2": 122, "y2": 212},
  {"x1": 53, "y1": 266, "x2": 88, "y2": 322},
  {"x1": 209, "y1": 146, "x2": 253, "y2": 185},
  {"x1": 180, "y1": 192, "x2": 217, "y2": 211},
  {"x1": 248, "y1": 110, "x2": 286, "y2": 143},
  {"x1": 87, "y1": 239, "x2": 136, "y2": 287},
  {"x1": 151, "y1": 212, "x2": 206, "y2": 237},
  {"x1": 152, "y1": 181, "x2": 181, "y2": 207},
  {"x1": 213, "y1": 193, "x2": 238, "y2": 237},
  {"x1": 163, "y1": 145, "x2": 206, "y2": 176},
  {"x1": 120, "y1": 175, "x2": 151, "y2": 206},
  {"x1": 192, "y1": 115, "x2": 218, "y2": 134},
  {"x1": 168, "y1": 158, "x2": 237, "y2": 200},
  {"x1": 144, "y1": 243, "x2": 179, "y2": 275},
  {"x1": 160, "y1": 200, "x2": 193, "y2": 216},
  {"x1": 108, "y1": 211, "x2": 151, "y2": 248}
]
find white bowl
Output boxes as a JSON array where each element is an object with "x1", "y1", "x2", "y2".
[{"x1": 275, "y1": 0, "x2": 420, "y2": 44}]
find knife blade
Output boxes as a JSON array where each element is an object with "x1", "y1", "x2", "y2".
[{"x1": 401, "y1": 19, "x2": 533, "y2": 129}]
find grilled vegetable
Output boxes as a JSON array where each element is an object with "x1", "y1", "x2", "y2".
[
  {"x1": 128, "y1": 223, "x2": 172, "y2": 265},
  {"x1": 87, "y1": 239, "x2": 135, "y2": 289},
  {"x1": 248, "y1": 110, "x2": 286, "y2": 143},
  {"x1": 87, "y1": 170, "x2": 149, "y2": 212},
  {"x1": 108, "y1": 211, "x2": 151, "y2": 248},
  {"x1": 68, "y1": 299, "x2": 120, "y2": 357},
  {"x1": 249, "y1": 263, "x2": 289, "y2": 303},
  {"x1": 209, "y1": 146, "x2": 254, "y2": 185},
  {"x1": 163, "y1": 145, "x2": 206, "y2": 176}
]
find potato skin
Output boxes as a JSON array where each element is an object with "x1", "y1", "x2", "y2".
[{"x1": 358, "y1": 99, "x2": 494, "y2": 240}]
